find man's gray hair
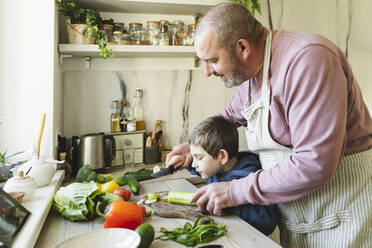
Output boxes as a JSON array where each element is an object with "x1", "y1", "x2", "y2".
[{"x1": 196, "y1": 2, "x2": 264, "y2": 51}]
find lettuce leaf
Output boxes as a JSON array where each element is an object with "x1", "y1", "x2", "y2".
[{"x1": 53, "y1": 181, "x2": 101, "y2": 221}]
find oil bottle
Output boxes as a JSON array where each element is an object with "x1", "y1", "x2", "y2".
[
  {"x1": 110, "y1": 99, "x2": 121, "y2": 133},
  {"x1": 133, "y1": 88, "x2": 145, "y2": 130}
]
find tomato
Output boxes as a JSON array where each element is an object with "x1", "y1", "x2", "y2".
[
  {"x1": 138, "y1": 205, "x2": 146, "y2": 217},
  {"x1": 114, "y1": 188, "x2": 131, "y2": 201}
]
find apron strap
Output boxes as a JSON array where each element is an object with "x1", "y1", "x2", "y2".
[{"x1": 261, "y1": 31, "x2": 272, "y2": 99}]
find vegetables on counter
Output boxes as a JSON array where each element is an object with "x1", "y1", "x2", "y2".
[
  {"x1": 136, "y1": 223, "x2": 155, "y2": 248},
  {"x1": 127, "y1": 176, "x2": 141, "y2": 195},
  {"x1": 114, "y1": 188, "x2": 131, "y2": 201},
  {"x1": 76, "y1": 165, "x2": 114, "y2": 184},
  {"x1": 155, "y1": 216, "x2": 227, "y2": 247},
  {"x1": 53, "y1": 181, "x2": 123, "y2": 221},
  {"x1": 167, "y1": 190, "x2": 197, "y2": 206},
  {"x1": 123, "y1": 168, "x2": 153, "y2": 181},
  {"x1": 104, "y1": 201, "x2": 144, "y2": 230},
  {"x1": 100, "y1": 181, "x2": 120, "y2": 193}
]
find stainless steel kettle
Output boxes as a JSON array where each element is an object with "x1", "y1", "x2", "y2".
[{"x1": 78, "y1": 133, "x2": 115, "y2": 171}]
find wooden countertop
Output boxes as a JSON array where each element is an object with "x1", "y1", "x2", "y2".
[{"x1": 35, "y1": 172, "x2": 280, "y2": 248}]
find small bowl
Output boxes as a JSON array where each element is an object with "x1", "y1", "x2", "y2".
[{"x1": 8, "y1": 192, "x2": 25, "y2": 203}]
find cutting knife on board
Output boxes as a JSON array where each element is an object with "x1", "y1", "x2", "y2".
[{"x1": 150, "y1": 166, "x2": 176, "y2": 178}]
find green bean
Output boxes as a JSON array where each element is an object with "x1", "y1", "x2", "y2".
[{"x1": 155, "y1": 216, "x2": 227, "y2": 247}]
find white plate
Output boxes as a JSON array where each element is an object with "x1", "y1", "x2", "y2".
[{"x1": 54, "y1": 228, "x2": 141, "y2": 248}]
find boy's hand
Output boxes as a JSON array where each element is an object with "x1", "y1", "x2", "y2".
[
  {"x1": 190, "y1": 181, "x2": 233, "y2": 216},
  {"x1": 166, "y1": 143, "x2": 193, "y2": 169}
]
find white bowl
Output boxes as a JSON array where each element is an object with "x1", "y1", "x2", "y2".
[
  {"x1": 54, "y1": 228, "x2": 141, "y2": 248},
  {"x1": 18, "y1": 159, "x2": 55, "y2": 187}
]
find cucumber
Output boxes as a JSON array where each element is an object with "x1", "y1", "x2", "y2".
[{"x1": 127, "y1": 176, "x2": 141, "y2": 195}]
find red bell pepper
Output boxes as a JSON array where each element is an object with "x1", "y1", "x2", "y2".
[{"x1": 104, "y1": 201, "x2": 144, "y2": 230}]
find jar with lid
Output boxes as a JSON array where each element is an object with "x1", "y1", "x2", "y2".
[
  {"x1": 114, "y1": 22, "x2": 124, "y2": 32},
  {"x1": 169, "y1": 20, "x2": 185, "y2": 45},
  {"x1": 158, "y1": 23, "x2": 170, "y2": 46},
  {"x1": 146, "y1": 21, "x2": 160, "y2": 46},
  {"x1": 113, "y1": 31, "x2": 122, "y2": 45},
  {"x1": 102, "y1": 24, "x2": 114, "y2": 44},
  {"x1": 120, "y1": 33, "x2": 131, "y2": 45},
  {"x1": 129, "y1": 23, "x2": 149, "y2": 45}
]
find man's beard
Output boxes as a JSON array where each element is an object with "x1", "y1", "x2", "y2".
[{"x1": 217, "y1": 55, "x2": 247, "y2": 88}]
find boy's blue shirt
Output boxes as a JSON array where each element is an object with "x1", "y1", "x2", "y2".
[{"x1": 186, "y1": 151, "x2": 280, "y2": 236}]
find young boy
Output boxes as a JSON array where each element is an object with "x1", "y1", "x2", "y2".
[{"x1": 185, "y1": 116, "x2": 279, "y2": 236}]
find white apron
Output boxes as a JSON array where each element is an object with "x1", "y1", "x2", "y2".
[{"x1": 241, "y1": 31, "x2": 372, "y2": 247}]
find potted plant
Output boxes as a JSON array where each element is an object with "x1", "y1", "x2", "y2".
[
  {"x1": 0, "y1": 150, "x2": 25, "y2": 185},
  {"x1": 230, "y1": 0, "x2": 261, "y2": 15},
  {"x1": 56, "y1": 0, "x2": 112, "y2": 58}
]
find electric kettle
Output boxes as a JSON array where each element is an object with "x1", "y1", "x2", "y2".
[{"x1": 78, "y1": 133, "x2": 116, "y2": 172}]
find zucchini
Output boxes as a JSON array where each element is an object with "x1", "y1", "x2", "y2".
[
  {"x1": 127, "y1": 176, "x2": 141, "y2": 195},
  {"x1": 167, "y1": 191, "x2": 197, "y2": 206},
  {"x1": 124, "y1": 169, "x2": 153, "y2": 181}
]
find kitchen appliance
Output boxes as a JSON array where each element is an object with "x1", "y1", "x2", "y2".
[{"x1": 78, "y1": 133, "x2": 116, "y2": 172}]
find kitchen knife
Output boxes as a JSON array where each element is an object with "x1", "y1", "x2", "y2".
[{"x1": 150, "y1": 166, "x2": 175, "y2": 178}]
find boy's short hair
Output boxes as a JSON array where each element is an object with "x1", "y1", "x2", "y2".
[{"x1": 188, "y1": 116, "x2": 239, "y2": 159}]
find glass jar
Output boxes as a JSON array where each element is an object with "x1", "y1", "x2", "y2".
[
  {"x1": 158, "y1": 23, "x2": 170, "y2": 46},
  {"x1": 146, "y1": 21, "x2": 160, "y2": 46},
  {"x1": 129, "y1": 22, "x2": 149, "y2": 45},
  {"x1": 102, "y1": 24, "x2": 114, "y2": 44},
  {"x1": 114, "y1": 22, "x2": 124, "y2": 32},
  {"x1": 120, "y1": 33, "x2": 131, "y2": 45},
  {"x1": 169, "y1": 20, "x2": 184, "y2": 45},
  {"x1": 113, "y1": 31, "x2": 122, "y2": 45},
  {"x1": 187, "y1": 24, "x2": 196, "y2": 46}
]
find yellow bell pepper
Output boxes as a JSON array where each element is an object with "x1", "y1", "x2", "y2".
[
  {"x1": 101, "y1": 181, "x2": 120, "y2": 193},
  {"x1": 97, "y1": 183, "x2": 102, "y2": 192}
]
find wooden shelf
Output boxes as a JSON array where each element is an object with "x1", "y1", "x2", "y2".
[
  {"x1": 59, "y1": 44, "x2": 196, "y2": 58},
  {"x1": 75, "y1": 0, "x2": 226, "y2": 15}
]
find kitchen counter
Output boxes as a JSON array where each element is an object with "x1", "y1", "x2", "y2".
[
  {"x1": 35, "y1": 176, "x2": 280, "y2": 248},
  {"x1": 12, "y1": 170, "x2": 65, "y2": 248}
]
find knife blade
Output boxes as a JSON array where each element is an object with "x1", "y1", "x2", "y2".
[{"x1": 150, "y1": 166, "x2": 175, "y2": 178}]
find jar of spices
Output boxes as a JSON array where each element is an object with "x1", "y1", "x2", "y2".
[
  {"x1": 169, "y1": 20, "x2": 184, "y2": 45},
  {"x1": 102, "y1": 24, "x2": 114, "y2": 44},
  {"x1": 113, "y1": 31, "x2": 122, "y2": 45},
  {"x1": 146, "y1": 21, "x2": 160, "y2": 46},
  {"x1": 158, "y1": 23, "x2": 170, "y2": 46},
  {"x1": 114, "y1": 22, "x2": 124, "y2": 32}
]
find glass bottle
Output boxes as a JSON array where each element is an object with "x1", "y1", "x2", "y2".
[
  {"x1": 133, "y1": 89, "x2": 145, "y2": 130},
  {"x1": 158, "y1": 23, "x2": 170, "y2": 46},
  {"x1": 110, "y1": 99, "x2": 121, "y2": 133}
]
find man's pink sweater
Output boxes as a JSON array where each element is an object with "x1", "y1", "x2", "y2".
[{"x1": 219, "y1": 30, "x2": 372, "y2": 205}]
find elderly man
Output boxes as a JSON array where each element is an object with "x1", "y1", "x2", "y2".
[{"x1": 166, "y1": 2, "x2": 372, "y2": 247}]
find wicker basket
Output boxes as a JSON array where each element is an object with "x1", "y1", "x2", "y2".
[{"x1": 66, "y1": 19, "x2": 95, "y2": 44}]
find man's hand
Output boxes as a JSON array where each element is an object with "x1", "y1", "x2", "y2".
[
  {"x1": 190, "y1": 181, "x2": 233, "y2": 216},
  {"x1": 165, "y1": 143, "x2": 193, "y2": 169}
]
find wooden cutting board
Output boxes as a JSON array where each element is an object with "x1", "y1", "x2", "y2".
[{"x1": 140, "y1": 191, "x2": 210, "y2": 223}]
